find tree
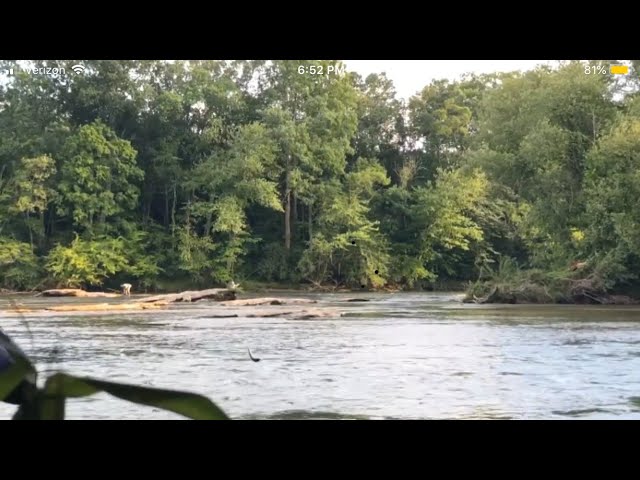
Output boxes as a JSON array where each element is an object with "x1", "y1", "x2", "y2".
[
  {"x1": 57, "y1": 121, "x2": 143, "y2": 235},
  {"x1": 298, "y1": 159, "x2": 391, "y2": 287},
  {"x1": 0, "y1": 238, "x2": 42, "y2": 290},
  {"x1": 350, "y1": 73, "x2": 406, "y2": 182},
  {"x1": 584, "y1": 117, "x2": 640, "y2": 261},
  {"x1": 408, "y1": 80, "x2": 472, "y2": 179},
  {"x1": 7, "y1": 155, "x2": 57, "y2": 248},
  {"x1": 181, "y1": 122, "x2": 282, "y2": 282},
  {"x1": 260, "y1": 60, "x2": 359, "y2": 251}
]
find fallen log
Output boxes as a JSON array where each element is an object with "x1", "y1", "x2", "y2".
[
  {"x1": 45, "y1": 302, "x2": 169, "y2": 312},
  {"x1": 346, "y1": 298, "x2": 370, "y2": 302},
  {"x1": 219, "y1": 297, "x2": 316, "y2": 307},
  {"x1": 6, "y1": 308, "x2": 32, "y2": 313},
  {"x1": 246, "y1": 308, "x2": 343, "y2": 320},
  {"x1": 139, "y1": 288, "x2": 236, "y2": 304},
  {"x1": 39, "y1": 289, "x2": 121, "y2": 298},
  {"x1": 246, "y1": 310, "x2": 294, "y2": 318},
  {"x1": 293, "y1": 309, "x2": 343, "y2": 320},
  {"x1": 607, "y1": 295, "x2": 636, "y2": 305}
]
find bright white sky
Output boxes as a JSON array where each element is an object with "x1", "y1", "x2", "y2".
[{"x1": 343, "y1": 60, "x2": 558, "y2": 100}]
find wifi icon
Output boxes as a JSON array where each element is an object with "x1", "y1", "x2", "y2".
[{"x1": 71, "y1": 64, "x2": 85, "y2": 74}]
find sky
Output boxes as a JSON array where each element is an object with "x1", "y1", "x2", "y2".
[{"x1": 342, "y1": 60, "x2": 557, "y2": 100}]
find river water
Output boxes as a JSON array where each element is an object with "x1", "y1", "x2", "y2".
[{"x1": 1, "y1": 291, "x2": 640, "y2": 420}]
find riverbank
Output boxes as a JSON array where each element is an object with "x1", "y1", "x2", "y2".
[
  {"x1": 6, "y1": 275, "x2": 638, "y2": 306},
  {"x1": 0, "y1": 278, "x2": 468, "y2": 296},
  {"x1": 464, "y1": 269, "x2": 640, "y2": 305}
]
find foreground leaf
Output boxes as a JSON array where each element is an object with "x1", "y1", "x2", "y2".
[
  {"x1": 38, "y1": 375, "x2": 67, "y2": 420},
  {"x1": 0, "y1": 329, "x2": 35, "y2": 369},
  {"x1": 0, "y1": 330, "x2": 37, "y2": 404},
  {"x1": 45, "y1": 373, "x2": 229, "y2": 420},
  {"x1": 0, "y1": 357, "x2": 34, "y2": 403}
]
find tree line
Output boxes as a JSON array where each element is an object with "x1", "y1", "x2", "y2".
[{"x1": 1, "y1": 60, "x2": 639, "y2": 296}]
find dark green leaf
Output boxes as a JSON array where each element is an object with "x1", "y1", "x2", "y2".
[
  {"x1": 39, "y1": 375, "x2": 67, "y2": 420},
  {"x1": 0, "y1": 330, "x2": 36, "y2": 403},
  {"x1": 45, "y1": 373, "x2": 229, "y2": 420},
  {"x1": 0, "y1": 357, "x2": 33, "y2": 402}
]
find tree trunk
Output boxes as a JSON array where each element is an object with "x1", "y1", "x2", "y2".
[
  {"x1": 144, "y1": 193, "x2": 152, "y2": 224},
  {"x1": 205, "y1": 207, "x2": 213, "y2": 237},
  {"x1": 308, "y1": 204, "x2": 313, "y2": 241},
  {"x1": 143, "y1": 176, "x2": 154, "y2": 224},
  {"x1": 47, "y1": 208, "x2": 55, "y2": 238},
  {"x1": 165, "y1": 185, "x2": 170, "y2": 227},
  {"x1": 292, "y1": 191, "x2": 298, "y2": 226},
  {"x1": 99, "y1": 183, "x2": 109, "y2": 226},
  {"x1": 39, "y1": 212, "x2": 45, "y2": 249},
  {"x1": 26, "y1": 212, "x2": 33, "y2": 249},
  {"x1": 171, "y1": 183, "x2": 177, "y2": 238},
  {"x1": 284, "y1": 160, "x2": 291, "y2": 250}
]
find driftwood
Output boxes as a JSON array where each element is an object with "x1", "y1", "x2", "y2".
[
  {"x1": 306, "y1": 279, "x2": 338, "y2": 292},
  {"x1": 292, "y1": 309, "x2": 343, "y2": 320},
  {"x1": 39, "y1": 289, "x2": 121, "y2": 298},
  {"x1": 45, "y1": 302, "x2": 169, "y2": 312},
  {"x1": 6, "y1": 307, "x2": 32, "y2": 313},
  {"x1": 219, "y1": 297, "x2": 316, "y2": 307},
  {"x1": 346, "y1": 298, "x2": 370, "y2": 302},
  {"x1": 246, "y1": 308, "x2": 343, "y2": 320},
  {"x1": 139, "y1": 288, "x2": 236, "y2": 304},
  {"x1": 472, "y1": 286, "x2": 499, "y2": 304}
]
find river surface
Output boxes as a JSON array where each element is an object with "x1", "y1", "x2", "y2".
[{"x1": 2, "y1": 291, "x2": 640, "y2": 420}]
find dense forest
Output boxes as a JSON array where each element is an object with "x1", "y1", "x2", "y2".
[{"x1": 1, "y1": 60, "x2": 639, "y2": 302}]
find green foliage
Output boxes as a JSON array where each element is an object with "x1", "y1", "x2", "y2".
[
  {"x1": 57, "y1": 121, "x2": 143, "y2": 233},
  {"x1": 410, "y1": 168, "x2": 489, "y2": 279},
  {"x1": 9, "y1": 155, "x2": 57, "y2": 215},
  {"x1": 176, "y1": 222, "x2": 217, "y2": 282},
  {"x1": 46, "y1": 236, "x2": 128, "y2": 288},
  {"x1": 580, "y1": 117, "x2": 640, "y2": 291},
  {"x1": 256, "y1": 243, "x2": 292, "y2": 282},
  {"x1": 45, "y1": 234, "x2": 160, "y2": 288},
  {"x1": 0, "y1": 238, "x2": 42, "y2": 290},
  {"x1": 1, "y1": 60, "x2": 639, "y2": 299},
  {"x1": 298, "y1": 159, "x2": 390, "y2": 287},
  {"x1": 119, "y1": 229, "x2": 164, "y2": 287},
  {"x1": 585, "y1": 118, "x2": 640, "y2": 255}
]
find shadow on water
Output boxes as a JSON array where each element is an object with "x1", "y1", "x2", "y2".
[
  {"x1": 242, "y1": 410, "x2": 515, "y2": 420},
  {"x1": 240, "y1": 410, "x2": 377, "y2": 420},
  {"x1": 552, "y1": 408, "x2": 617, "y2": 417}
]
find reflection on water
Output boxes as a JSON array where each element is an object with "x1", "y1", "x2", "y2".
[{"x1": 1, "y1": 292, "x2": 640, "y2": 420}]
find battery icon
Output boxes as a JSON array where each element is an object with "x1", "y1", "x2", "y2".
[{"x1": 610, "y1": 65, "x2": 629, "y2": 75}]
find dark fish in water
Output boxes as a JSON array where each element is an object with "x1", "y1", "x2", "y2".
[{"x1": 248, "y1": 348, "x2": 261, "y2": 362}]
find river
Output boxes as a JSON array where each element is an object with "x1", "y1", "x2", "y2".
[{"x1": 1, "y1": 291, "x2": 640, "y2": 420}]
